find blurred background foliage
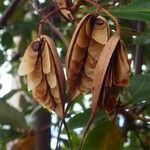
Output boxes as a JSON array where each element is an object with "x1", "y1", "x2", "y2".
[{"x1": 0, "y1": 0, "x2": 150, "y2": 149}]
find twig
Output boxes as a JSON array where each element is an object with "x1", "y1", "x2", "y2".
[
  {"x1": 134, "y1": 130, "x2": 147, "y2": 150},
  {"x1": 56, "y1": 102, "x2": 73, "y2": 150},
  {"x1": 0, "y1": 0, "x2": 22, "y2": 29},
  {"x1": 33, "y1": 1, "x2": 69, "y2": 48},
  {"x1": 134, "y1": 21, "x2": 145, "y2": 74},
  {"x1": 119, "y1": 108, "x2": 150, "y2": 122},
  {"x1": 136, "y1": 102, "x2": 150, "y2": 115}
]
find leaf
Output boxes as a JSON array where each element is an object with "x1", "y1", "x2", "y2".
[
  {"x1": 68, "y1": 109, "x2": 91, "y2": 130},
  {"x1": 82, "y1": 120, "x2": 123, "y2": 150},
  {"x1": 0, "y1": 101, "x2": 27, "y2": 129},
  {"x1": 0, "y1": 128, "x2": 21, "y2": 143},
  {"x1": 67, "y1": 108, "x2": 106, "y2": 130},
  {"x1": 61, "y1": 131, "x2": 80, "y2": 150},
  {"x1": 1, "y1": 32, "x2": 13, "y2": 49},
  {"x1": 126, "y1": 74, "x2": 150, "y2": 103},
  {"x1": 133, "y1": 33, "x2": 150, "y2": 45},
  {"x1": 0, "y1": 51, "x2": 5, "y2": 66},
  {"x1": 110, "y1": 0, "x2": 150, "y2": 22}
]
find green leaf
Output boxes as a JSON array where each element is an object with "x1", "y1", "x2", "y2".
[
  {"x1": 67, "y1": 108, "x2": 106, "y2": 130},
  {"x1": 1, "y1": 32, "x2": 13, "y2": 49},
  {"x1": 62, "y1": 131, "x2": 80, "y2": 150},
  {"x1": 0, "y1": 101, "x2": 27, "y2": 129},
  {"x1": 133, "y1": 34, "x2": 150, "y2": 45},
  {"x1": 110, "y1": 0, "x2": 150, "y2": 22},
  {"x1": 82, "y1": 120, "x2": 123, "y2": 150},
  {"x1": 67, "y1": 109, "x2": 91, "y2": 130},
  {"x1": 126, "y1": 74, "x2": 150, "y2": 103},
  {"x1": 0, "y1": 51, "x2": 5, "y2": 66},
  {"x1": 0, "y1": 128, "x2": 21, "y2": 143},
  {"x1": 0, "y1": 90, "x2": 19, "y2": 101}
]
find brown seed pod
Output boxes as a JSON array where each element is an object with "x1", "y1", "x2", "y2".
[
  {"x1": 18, "y1": 35, "x2": 65, "y2": 118},
  {"x1": 55, "y1": 0, "x2": 74, "y2": 21},
  {"x1": 66, "y1": 13, "x2": 110, "y2": 101},
  {"x1": 79, "y1": 34, "x2": 131, "y2": 149},
  {"x1": 93, "y1": 34, "x2": 130, "y2": 114}
]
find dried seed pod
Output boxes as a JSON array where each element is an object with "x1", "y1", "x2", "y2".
[
  {"x1": 18, "y1": 35, "x2": 65, "y2": 118},
  {"x1": 66, "y1": 13, "x2": 110, "y2": 101},
  {"x1": 55, "y1": 0, "x2": 74, "y2": 21},
  {"x1": 80, "y1": 34, "x2": 131, "y2": 149},
  {"x1": 93, "y1": 34, "x2": 131, "y2": 114}
]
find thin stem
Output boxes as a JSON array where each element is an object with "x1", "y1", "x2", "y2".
[
  {"x1": 0, "y1": 0, "x2": 22, "y2": 29},
  {"x1": 119, "y1": 108, "x2": 150, "y2": 122},
  {"x1": 64, "y1": 120, "x2": 73, "y2": 150},
  {"x1": 134, "y1": 130, "x2": 147, "y2": 149},
  {"x1": 134, "y1": 21, "x2": 145, "y2": 74},
  {"x1": 38, "y1": 7, "x2": 71, "y2": 37},
  {"x1": 56, "y1": 102, "x2": 73, "y2": 150},
  {"x1": 33, "y1": 1, "x2": 69, "y2": 50}
]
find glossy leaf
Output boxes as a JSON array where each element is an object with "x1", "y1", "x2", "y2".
[
  {"x1": 110, "y1": 0, "x2": 150, "y2": 22},
  {"x1": 82, "y1": 120, "x2": 123, "y2": 150},
  {"x1": 0, "y1": 101, "x2": 27, "y2": 129},
  {"x1": 1, "y1": 32, "x2": 13, "y2": 49},
  {"x1": 126, "y1": 74, "x2": 150, "y2": 103},
  {"x1": 0, "y1": 128, "x2": 21, "y2": 143},
  {"x1": 67, "y1": 108, "x2": 106, "y2": 130}
]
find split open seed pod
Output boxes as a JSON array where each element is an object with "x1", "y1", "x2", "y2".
[
  {"x1": 66, "y1": 13, "x2": 110, "y2": 101},
  {"x1": 93, "y1": 34, "x2": 131, "y2": 115},
  {"x1": 55, "y1": 0, "x2": 74, "y2": 21},
  {"x1": 79, "y1": 34, "x2": 131, "y2": 150},
  {"x1": 18, "y1": 35, "x2": 65, "y2": 118}
]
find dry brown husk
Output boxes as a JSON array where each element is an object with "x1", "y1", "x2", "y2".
[
  {"x1": 80, "y1": 34, "x2": 131, "y2": 149},
  {"x1": 66, "y1": 13, "x2": 110, "y2": 101},
  {"x1": 93, "y1": 33, "x2": 131, "y2": 115},
  {"x1": 55, "y1": 0, "x2": 74, "y2": 21},
  {"x1": 18, "y1": 35, "x2": 65, "y2": 118}
]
